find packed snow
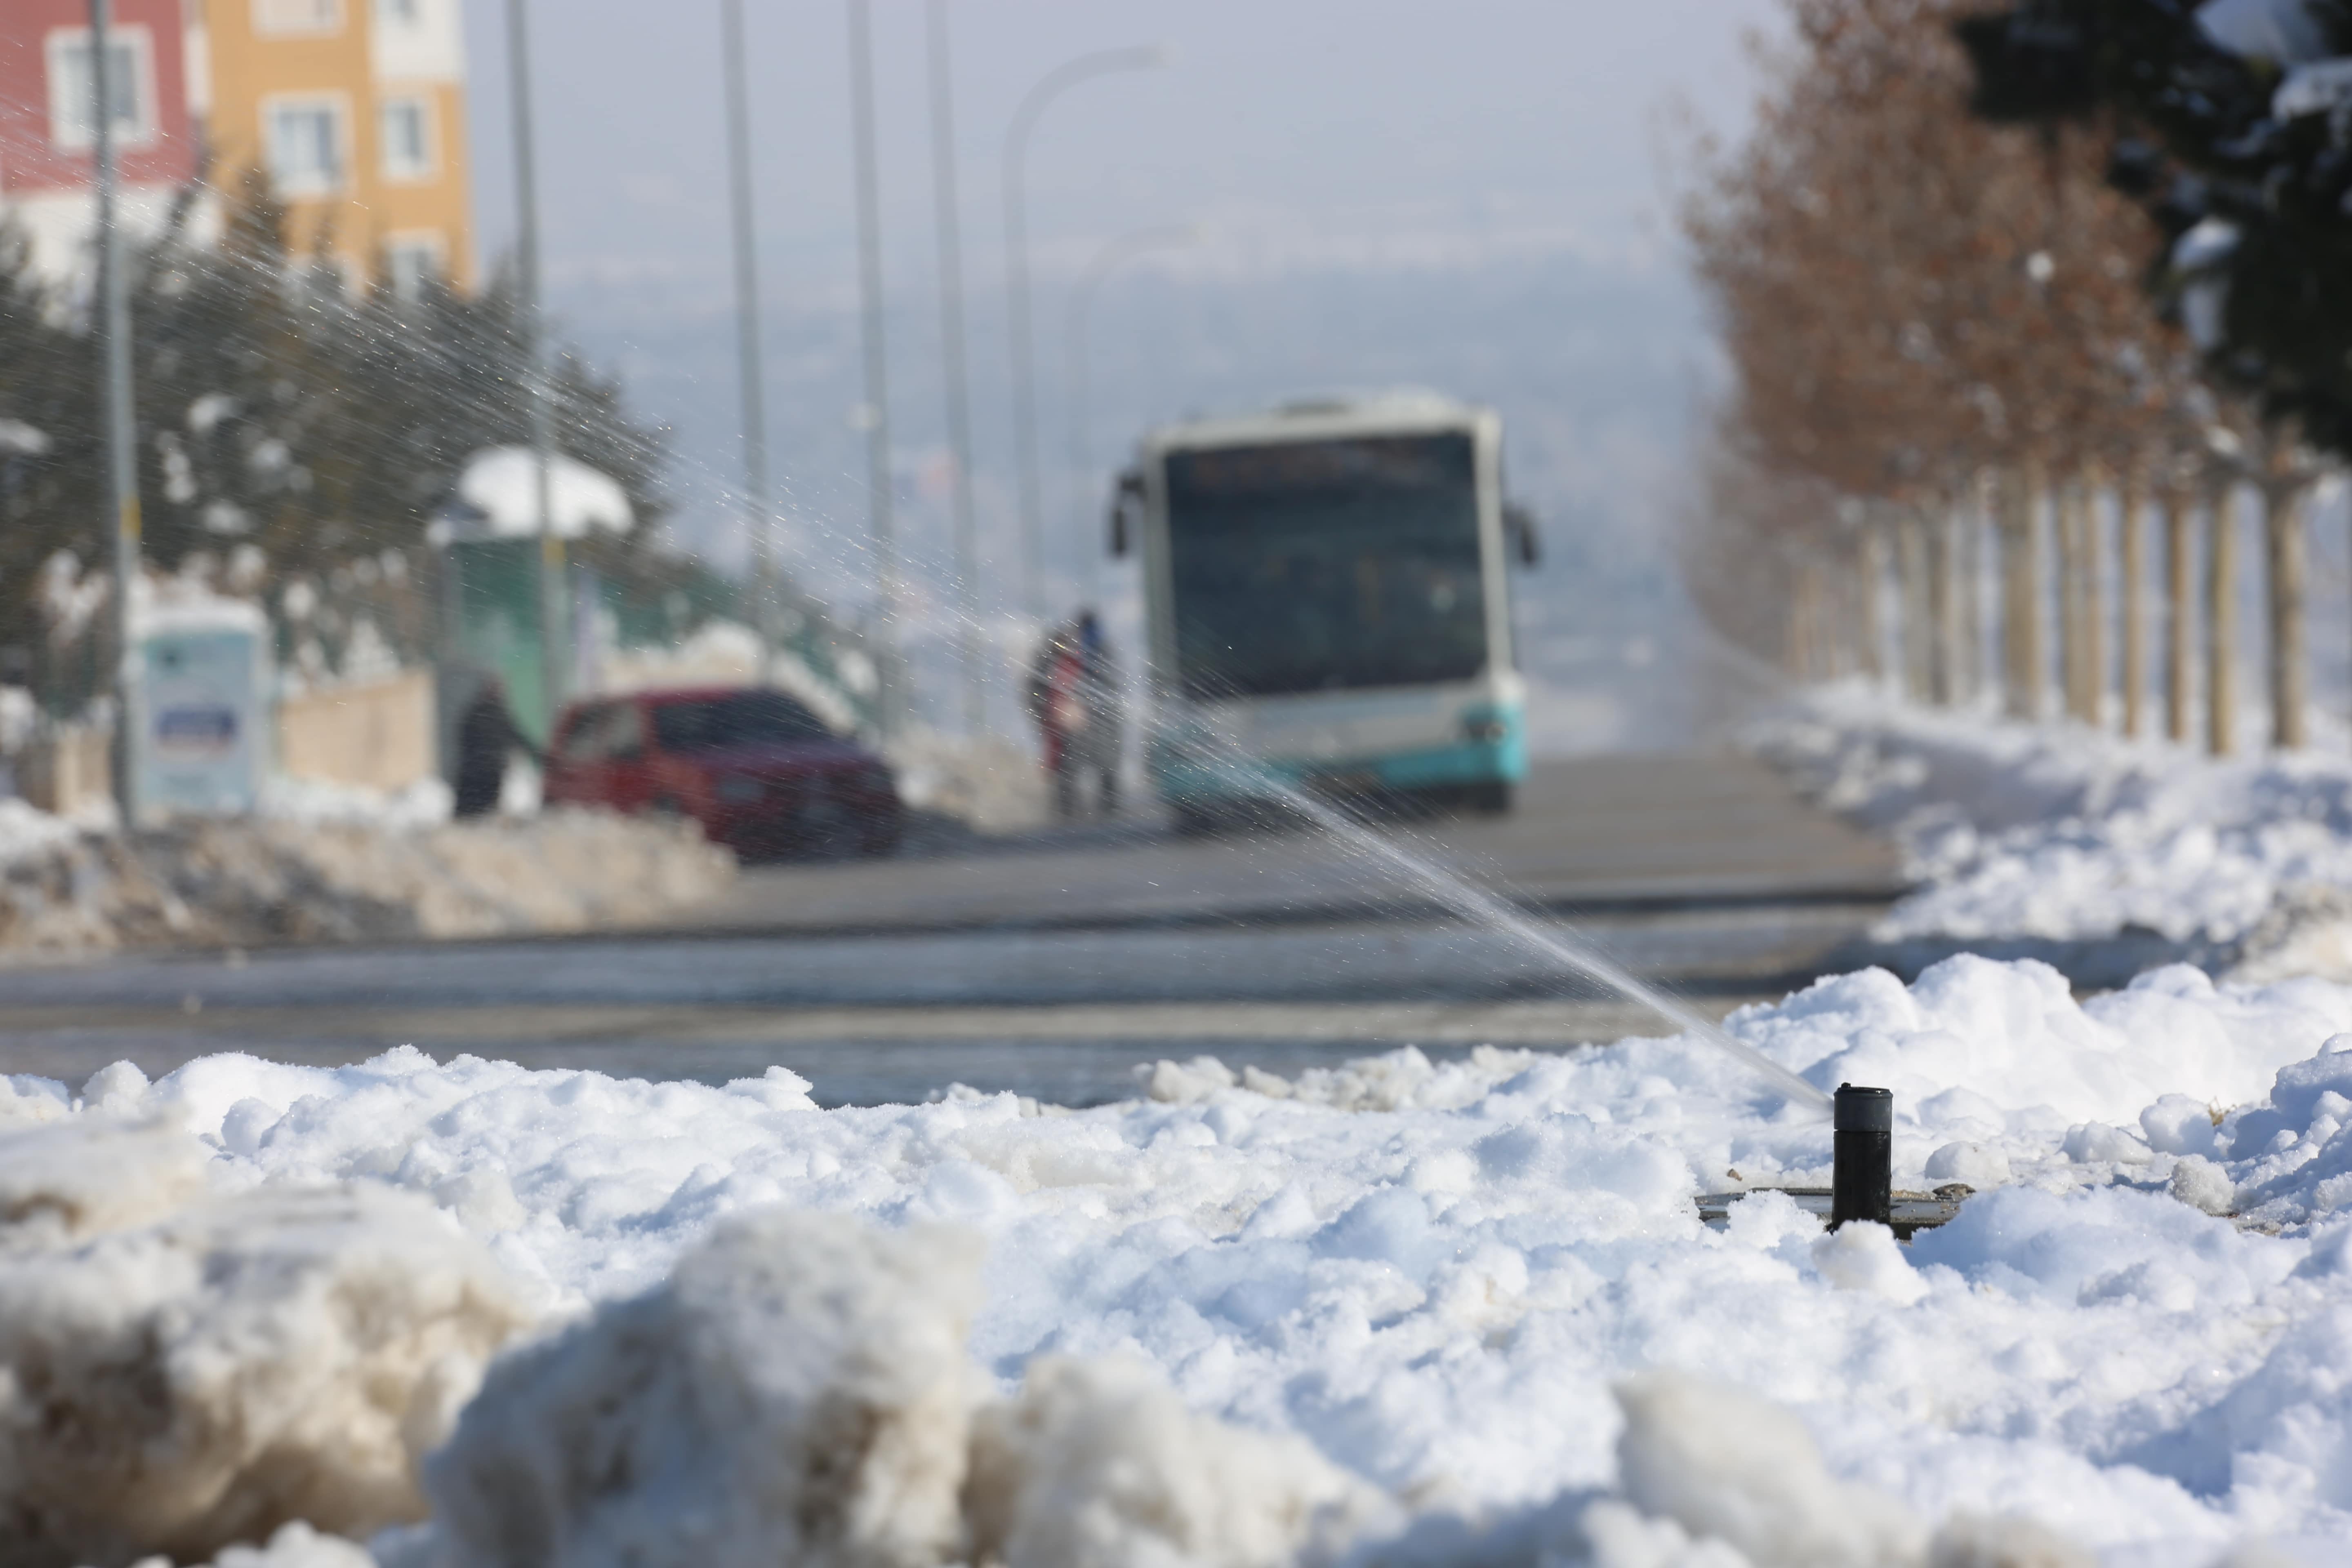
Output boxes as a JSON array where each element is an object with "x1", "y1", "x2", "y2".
[
  {"x1": 442, "y1": 448, "x2": 634, "y2": 540},
  {"x1": 1753, "y1": 685, "x2": 2352, "y2": 961},
  {"x1": 13, "y1": 956, "x2": 2352, "y2": 1562},
  {"x1": 0, "y1": 805, "x2": 730, "y2": 955}
]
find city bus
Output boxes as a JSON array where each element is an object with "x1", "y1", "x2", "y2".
[{"x1": 1109, "y1": 390, "x2": 1539, "y2": 827}]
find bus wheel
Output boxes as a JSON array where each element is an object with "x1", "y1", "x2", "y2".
[{"x1": 1466, "y1": 781, "x2": 1513, "y2": 816}]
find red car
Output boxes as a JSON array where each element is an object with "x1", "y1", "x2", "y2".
[{"x1": 543, "y1": 686, "x2": 903, "y2": 859}]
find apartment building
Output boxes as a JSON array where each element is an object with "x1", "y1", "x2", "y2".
[
  {"x1": 0, "y1": 0, "x2": 206, "y2": 286},
  {"x1": 197, "y1": 0, "x2": 474, "y2": 295},
  {"x1": 0, "y1": 1, "x2": 473, "y2": 296}
]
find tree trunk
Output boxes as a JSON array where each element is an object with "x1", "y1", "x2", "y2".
[
  {"x1": 2078, "y1": 467, "x2": 2107, "y2": 727},
  {"x1": 1897, "y1": 508, "x2": 1933, "y2": 702},
  {"x1": 1858, "y1": 526, "x2": 1887, "y2": 686},
  {"x1": 1998, "y1": 466, "x2": 2043, "y2": 720},
  {"x1": 2052, "y1": 476, "x2": 2080, "y2": 721},
  {"x1": 2265, "y1": 478, "x2": 2309, "y2": 751},
  {"x1": 2208, "y1": 479, "x2": 2238, "y2": 756},
  {"x1": 1933, "y1": 499, "x2": 1964, "y2": 704},
  {"x1": 2165, "y1": 481, "x2": 2194, "y2": 744},
  {"x1": 2120, "y1": 468, "x2": 2147, "y2": 737}
]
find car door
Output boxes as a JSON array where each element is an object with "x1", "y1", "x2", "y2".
[
  {"x1": 543, "y1": 704, "x2": 601, "y2": 805},
  {"x1": 604, "y1": 700, "x2": 655, "y2": 815}
]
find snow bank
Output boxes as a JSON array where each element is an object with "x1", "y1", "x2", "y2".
[
  {"x1": 0, "y1": 805, "x2": 730, "y2": 953},
  {"x1": 1751, "y1": 685, "x2": 2352, "y2": 958},
  {"x1": 0, "y1": 1118, "x2": 530, "y2": 1567},
  {"x1": 968, "y1": 1354, "x2": 1396, "y2": 1568},
  {"x1": 429, "y1": 1210, "x2": 981, "y2": 1568},
  {"x1": 7, "y1": 954, "x2": 2347, "y2": 1560}
]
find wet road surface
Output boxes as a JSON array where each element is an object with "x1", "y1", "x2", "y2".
[{"x1": 0, "y1": 752, "x2": 1902, "y2": 1105}]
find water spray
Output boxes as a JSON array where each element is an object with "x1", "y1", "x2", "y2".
[{"x1": 1160, "y1": 720, "x2": 1833, "y2": 1114}]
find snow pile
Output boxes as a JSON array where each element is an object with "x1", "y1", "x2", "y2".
[
  {"x1": 0, "y1": 1116, "x2": 530, "y2": 1567},
  {"x1": 429, "y1": 1210, "x2": 982, "y2": 1568},
  {"x1": 968, "y1": 1354, "x2": 1395, "y2": 1567},
  {"x1": 260, "y1": 774, "x2": 455, "y2": 831},
  {"x1": 425, "y1": 1210, "x2": 1388, "y2": 1568},
  {"x1": 1752, "y1": 684, "x2": 2352, "y2": 953},
  {"x1": 0, "y1": 806, "x2": 730, "y2": 953},
  {"x1": 1, "y1": 956, "x2": 2343, "y2": 1560}
]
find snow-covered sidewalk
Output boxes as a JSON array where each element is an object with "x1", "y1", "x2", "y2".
[
  {"x1": 1752, "y1": 685, "x2": 2352, "y2": 978},
  {"x1": 12, "y1": 955, "x2": 2352, "y2": 1564}
]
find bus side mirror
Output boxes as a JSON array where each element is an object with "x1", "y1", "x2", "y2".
[
  {"x1": 1505, "y1": 501, "x2": 1541, "y2": 567},
  {"x1": 1109, "y1": 468, "x2": 1145, "y2": 557}
]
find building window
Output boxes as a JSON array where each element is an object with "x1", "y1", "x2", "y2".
[
  {"x1": 253, "y1": 0, "x2": 344, "y2": 35},
  {"x1": 380, "y1": 96, "x2": 434, "y2": 180},
  {"x1": 385, "y1": 234, "x2": 445, "y2": 300},
  {"x1": 45, "y1": 27, "x2": 156, "y2": 151},
  {"x1": 265, "y1": 97, "x2": 347, "y2": 196}
]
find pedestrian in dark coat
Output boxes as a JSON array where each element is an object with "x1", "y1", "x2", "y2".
[{"x1": 453, "y1": 675, "x2": 539, "y2": 819}]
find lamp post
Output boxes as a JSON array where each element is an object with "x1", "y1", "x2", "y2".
[
  {"x1": 1064, "y1": 224, "x2": 1196, "y2": 608},
  {"x1": 89, "y1": 0, "x2": 143, "y2": 822},
  {"x1": 504, "y1": 0, "x2": 562, "y2": 736},
  {"x1": 721, "y1": 0, "x2": 777, "y2": 666},
  {"x1": 1002, "y1": 44, "x2": 1165, "y2": 624},
  {"x1": 845, "y1": 0, "x2": 900, "y2": 736},
  {"x1": 924, "y1": 0, "x2": 984, "y2": 736}
]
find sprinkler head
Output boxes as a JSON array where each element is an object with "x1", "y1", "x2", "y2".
[{"x1": 1830, "y1": 1083, "x2": 1893, "y2": 1231}]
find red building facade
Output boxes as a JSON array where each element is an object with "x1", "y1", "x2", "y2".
[{"x1": 0, "y1": 0, "x2": 200, "y2": 279}]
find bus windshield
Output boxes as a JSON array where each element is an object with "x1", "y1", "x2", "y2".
[{"x1": 1163, "y1": 432, "x2": 1488, "y2": 699}]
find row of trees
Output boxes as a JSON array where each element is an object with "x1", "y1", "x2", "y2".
[
  {"x1": 1682, "y1": 0, "x2": 2337, "y2": 753},
  {"x1": 0, "y1": 176, "x2": 717, "y2": 713}
]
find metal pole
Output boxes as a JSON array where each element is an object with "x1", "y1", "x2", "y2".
[
  {"x1": 1065, "y1": 225, "x2": 1193, "y2": 610},
  {"x1": 91, "y1": 0, "x2": 142, "y2": 826},
  {"x1": 925, "y1": 0, "x2": 985, "y2": 737},
  {"x1": 846, "y1": 0, "x2": 899, "y2": 736},
  {"x1": 721, "y1": 0, "x2": 775, "y2": 670},
  {"x1": 1001, "y1": 45, "x2": 1164, "y2": 624},
  {"x1": 506, "y1": 0, "x2": 562, "y2": 736}
]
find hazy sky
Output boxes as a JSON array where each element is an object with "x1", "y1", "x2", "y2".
[{"x1": 462, "y1": 0, "x2": 1783, "y2": 302}]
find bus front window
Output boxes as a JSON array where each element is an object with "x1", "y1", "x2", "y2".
[{"x1": 1164, "y1": 433, "x2": 1487, "y2": 699}]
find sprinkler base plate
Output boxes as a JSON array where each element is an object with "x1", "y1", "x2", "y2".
[{"x1": 1696, "y1": 1185, "x2": 1973, "y2": 1241}]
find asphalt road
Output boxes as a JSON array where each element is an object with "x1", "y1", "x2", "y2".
[{"x1": 0, "y1": 752, "x2": 1903, "y2": 1106}]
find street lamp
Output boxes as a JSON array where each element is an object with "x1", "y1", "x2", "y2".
[
  {"x1": 845, "y1": 0, "x2": 900, "y2": 737},
  {"x1": 89, "y1": 0, "x2": 143, "y2": 822},
  {"x1": 924, "y1": 0, "x2": 984, "y2": 737},
  {"x1": 1064, "y1": 224, "x2": 1198, "y2": 608},
  {"x1": 503, "y1": 0, "x2": 562, "y2": 736},
  {"x1": 1002, "y1": 44, "x2": 1166, "y2": 624},
  {"x1": 720, "y1": 0, "x2": 777, "y2": 664}
]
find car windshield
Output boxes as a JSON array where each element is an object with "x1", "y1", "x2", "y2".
[
  {"x1": 651, "y1": 692, "x2": 833, "y2": 753},
  {"x1": 1163, "y1": 432, "x2": 1488, "y2": 699}
]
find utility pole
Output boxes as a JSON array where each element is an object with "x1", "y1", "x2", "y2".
[
  {"x1": 505, "y1": 0, "x2": 563, "y2": 736},
  {"x1": 721, "y1": 0, "x2": 777, "y2": 668},
  {"x1": 1066, "y1": 225, "x2": 1194, "y2": 609},
  {"x1": 846, "y1": 0, "x2": 899, "y2": 735},
  {"x1": 91, "y1": 0, "x2": 143, "y2": 825},
  {"x1": 924, "y1": 0, "x2": 985, "y2": 736},
  {"x1": 1001, "y1": 45, "x2": 1165, "y2": 623}
]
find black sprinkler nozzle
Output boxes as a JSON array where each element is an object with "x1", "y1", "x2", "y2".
[{"x1": 1830, "y1": 1083, "x2": 1893, "y2": 1231}]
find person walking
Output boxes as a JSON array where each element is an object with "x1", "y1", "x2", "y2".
[
  {"x1": 452, "y1": 674, "x2": 542, "y2": 819},
  {"x1": 1026, "y1": 609, "x2": 1122, "y2": 821}
]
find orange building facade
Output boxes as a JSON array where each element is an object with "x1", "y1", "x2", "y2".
[{"x1": 192, "y1": 0, "x2": 474, "y2": 295}]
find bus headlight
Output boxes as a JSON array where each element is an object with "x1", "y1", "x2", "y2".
[{"x1": 1460, "y1": 709, "x2": 1511, "y2": 744}]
